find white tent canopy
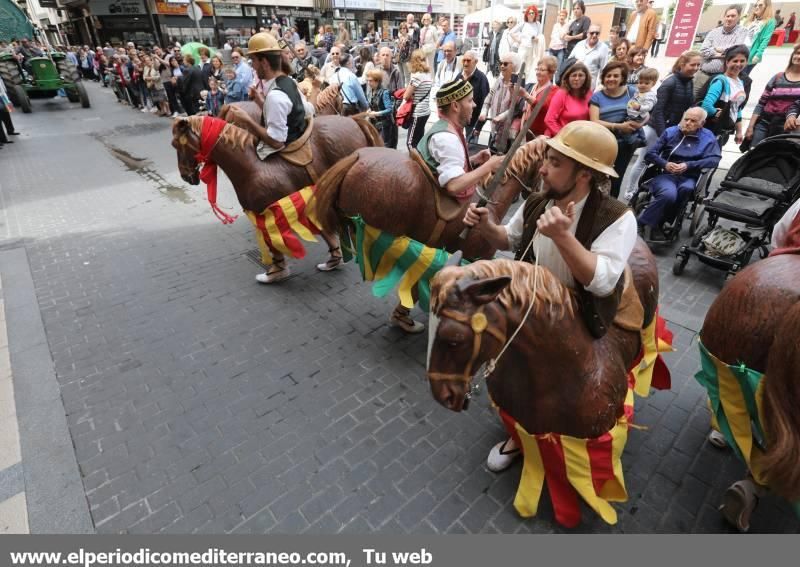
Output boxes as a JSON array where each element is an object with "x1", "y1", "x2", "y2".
[{"x1": 462, "y1": 5, "x2": 521, "y2": 39}]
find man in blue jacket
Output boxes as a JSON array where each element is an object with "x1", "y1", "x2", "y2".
[{"x1": 639, "y1": 107, "x2": 721, "y2": 239}]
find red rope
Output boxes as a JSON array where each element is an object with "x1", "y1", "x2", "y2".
[{"x1": 195, "y1": 116, "x2": 238, "y2": 225}]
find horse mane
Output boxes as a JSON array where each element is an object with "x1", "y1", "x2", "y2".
[
  {"x1": 315, "y1": 84, "x2": 342, "y2": 114},
  {"x1": 185, "y1": 115, "x2": 255, "y2": 151},
  {"x1": 481, "y1": 139, "x2": 545, "y2": 188},
  {"x1": 432, "y1": 259, "x2": 576, "y2": 322}
]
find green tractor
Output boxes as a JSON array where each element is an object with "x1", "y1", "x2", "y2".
[{"x1": 0, "y1": 52, "x2": 90, "y2": 113}]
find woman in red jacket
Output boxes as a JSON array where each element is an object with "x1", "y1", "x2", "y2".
[
  {"x1": 520, "y1": 55, "x2": 559, "y2": 138},
  {"x1": 543, "y1": 62, "x2": 593, "y2": 136}
]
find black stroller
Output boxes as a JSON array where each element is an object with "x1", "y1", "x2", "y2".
[{"x1": 673, "y1": 133, "x2": 800, "y2": 278}]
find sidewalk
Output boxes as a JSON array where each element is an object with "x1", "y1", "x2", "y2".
[{"x1": 0, "y1": 278, "x2": 28, "y2": 534}]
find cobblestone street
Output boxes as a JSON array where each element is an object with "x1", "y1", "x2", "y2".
[{"x1": 0, "y1": 81, "x2": 798, "y2": 534}]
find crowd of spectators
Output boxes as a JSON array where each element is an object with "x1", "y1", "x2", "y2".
[{"x1": 1, "y1": 1, "x2": 799, "y2": 181}]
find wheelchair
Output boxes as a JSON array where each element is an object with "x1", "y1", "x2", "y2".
[{"x1": 626, "y1": 163, "x2": 717, "y2": 244}]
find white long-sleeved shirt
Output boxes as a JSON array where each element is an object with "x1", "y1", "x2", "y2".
[
  {"x1": 427, "y1": 130, "x2": 468, "y2": 187},
  {"x1": 504, "y1": 195, "x2": 638, "y2": 296}
]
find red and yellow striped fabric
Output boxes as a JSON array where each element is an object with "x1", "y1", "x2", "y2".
[
  {"x1": 244, "y1": 186, "x2": 321, "y2": 264},
  {"x1": 495, "y1": 312, "x2": 673, "y2": 527},
  {"x1": 499, "y1": 387, "x2": 633, "y2": 528},
  {"x1": 630, "y1": 311, "x2": 673, "y2": 396}
]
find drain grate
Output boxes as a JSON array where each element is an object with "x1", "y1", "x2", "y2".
[{"x1": 244, "y1": 249, "x2": 268, "y2": 269}]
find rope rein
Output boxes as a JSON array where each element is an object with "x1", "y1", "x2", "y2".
[{"x1": 482, "y1": 233, "x2": 540, "y2": 378}]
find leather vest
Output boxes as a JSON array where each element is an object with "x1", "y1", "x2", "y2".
[
  {"x1": 515, "y1": 189, "x2": 630, "y2": 338},
  {"x1": 273, "y1": 75, "x2": 306, "y2": 145}
]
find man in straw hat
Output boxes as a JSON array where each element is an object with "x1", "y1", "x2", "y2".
[
  {"x1": 227, "y1": 33, "x2": 311, "y2": 166},
  {"x1": 463, "y1": 120, "x2": 638, "y2": 471},
  {"x1": 226, "y1": 32, "x2": 314, "y2": 284}
]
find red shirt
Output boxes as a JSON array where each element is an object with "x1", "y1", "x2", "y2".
[{"x1": 544, "y1": 87, "x2": 593, "y2": 137}]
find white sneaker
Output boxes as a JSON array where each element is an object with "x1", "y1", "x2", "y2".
[
  {"x1": 487, "y1": 438, "x2": 521, "y2": 472},
  {"x1": 255, "y1": 266, "x2": 290, "y2": 284},
  {"x1": 140, "y1": 107, "x2": 148, "y2": 112}
]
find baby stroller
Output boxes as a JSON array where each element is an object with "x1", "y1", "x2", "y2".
[{"x1": 673, "y1": 133, "x2": 800, "y2": 278}]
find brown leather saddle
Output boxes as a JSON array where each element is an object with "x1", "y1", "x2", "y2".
[
  {"x1": 279, "y1": 116, "x2": 316, "y2": 181},
  {"x1": 409, "y1": 149, "x2": 470, "y2": 245}
]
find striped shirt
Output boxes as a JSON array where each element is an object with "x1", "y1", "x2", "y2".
[
  {"x1": 410, "y1": 72, "x2": 432, "y2": 117},
  {"x1": 753, "y1": 72, "x2": 800, "y2": 116}
]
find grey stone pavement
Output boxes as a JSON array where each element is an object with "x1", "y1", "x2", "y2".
[{"x1": 0, "y1": 74, "x2": 798, "y2": 535}]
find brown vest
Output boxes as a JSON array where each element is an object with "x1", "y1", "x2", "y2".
[{"x1": 514, "y1": 188, "x2": 630, "y2": 338}]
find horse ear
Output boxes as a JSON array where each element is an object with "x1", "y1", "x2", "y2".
[{"x1": 460, "y1": 276, "x2": 511, "y2": 305}]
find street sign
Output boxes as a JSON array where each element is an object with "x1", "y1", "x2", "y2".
[
  {"x1": 187, "y1": 0, "x2": 203, "y2": 21},
  {"x1": 665, "y1": 0, "x2": 703, "y2": 57}
]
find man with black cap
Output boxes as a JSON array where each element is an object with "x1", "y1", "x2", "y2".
[
  {"x1": 416, "y1": 78, "x2": 503, "y2": 202},
  {"x1": 389, "y1": 79, "x2": 503, "y2": 334}
]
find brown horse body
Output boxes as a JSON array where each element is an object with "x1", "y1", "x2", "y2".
[
  {"x1": 427, "y1": 241, "x2": 659, "y2": 439},
  {"x1": 312, "y1": 142, "x2": 545, "y2": 261},
  {"x1": 172, "y1": 113, "x2": 381, "y2": 220},
  {"x1": 701, "y1": 254, "x2": 800, "y2": 502}
]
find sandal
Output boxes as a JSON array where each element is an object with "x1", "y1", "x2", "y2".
[
  {"x1": 487, "y1": 438, "x2": 522, "y2": 472},
  {"x1": 707, "y1": 429, "x2": 728, "y2": 449},
  {"x1": 389, "y1": 306, "x2": 425, "y2": 334},
  {"x1": 316, "y1": 246, "x2": 343, "y2": 272},
  {"x1": 255, "y1": 261, "x2": 290, "y2": 284},
  {"x1": 720, "y1": 479, "x2": 761, "y2": 532}
]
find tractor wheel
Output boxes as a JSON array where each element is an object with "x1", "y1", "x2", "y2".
[
  {"x1": 55, "y1": 58, "x2": 82, "y2": 83},
  {"x1": 76, "y1": 82, "x2": 91, "y2": 108},
  {"x1": 66, "y1": 88, "x2": 80, "y2": 103},
  {"x1": 0, "y1": 59, "x2": 23, "y2": 87},
  {"x1": 12, "y1": 85, "x2": 32, "y2": 113}
]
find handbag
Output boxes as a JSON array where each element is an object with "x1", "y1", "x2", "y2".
[{"x1": 395, "y1": 98, "x2": 413, "y2": 128}]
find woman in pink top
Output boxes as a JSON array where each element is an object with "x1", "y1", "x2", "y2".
[{"x1": 544, "y1": 62, "x2": 593, "y2": 136}]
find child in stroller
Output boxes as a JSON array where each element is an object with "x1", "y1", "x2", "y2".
[{"x1": 673, "y1": 133, "x2": 800, "y2": 278}]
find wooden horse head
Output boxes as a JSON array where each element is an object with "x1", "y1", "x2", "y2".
[
  {"x1": 426, "y1": 259, "x2": 576, "y2": 414},
  {"x1": 171, "y1": 117, "x2": 201, "y2": 186}
]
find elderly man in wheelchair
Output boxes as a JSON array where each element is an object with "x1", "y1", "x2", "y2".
[{"x1": 631, "y1": 107, "x2": 722, "y2": 242}]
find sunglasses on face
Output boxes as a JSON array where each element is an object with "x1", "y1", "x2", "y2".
[
  {"x1": 589, "y1": 31, "x2": 600, "y2": 36},
  {"x1": 500, "y1": 61, "x2": 511, "y2": 66}
]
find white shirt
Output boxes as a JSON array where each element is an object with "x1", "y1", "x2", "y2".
[
  {"x1": 428, "y1": 130, "x2": 467, "y2": 187},
  {"x1": 257, "y1": 77, "x2": 314, "y2": 160},
  {"x1": 771, "y1": 198, "x2": 800, "y2": 249},
  {"x1": 628, "y1": 13, "x2": 642, "y2": 45},
  {"x1": 434, "y1": 56, "x2": 462, "y2": 88},
  {"x1": 549, "y1": 22, "x2": 568, "y2": 50},
  {"x1": 261, "y1": 78, "x2": 292, "y2": 143},
  {"x1": 504, "y1": 196, "x2": 638, "y2": 296},
  {"x1": 320, "y1": 61, "x2": 338, "y2": 85},
  {"x1": 568, "y1": 40, "x2": 610, "y2": 89}
]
